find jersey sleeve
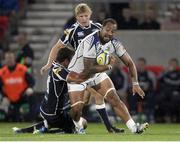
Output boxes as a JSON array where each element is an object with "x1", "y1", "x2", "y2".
[
  {"x1": 112, "y1": 39, "x2": 126, "y2": 57},
  {"x1": 52, "y1": 66, "x2": 69, "y2": 81},
  {"x1": 83, "y1": 36, "x2": 97, "y2": 59}
]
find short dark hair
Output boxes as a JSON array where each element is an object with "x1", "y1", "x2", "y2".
[
  {"x1": 102, "y1": 18, "x2": 117, "y2": 27},
  {"x1": 56, "y1": 47, "x2": 74, "y2": 63},
  {"x1": 169, "y1": 58, "x2": 179, "y2": 65},
  {"x1": 138, "y1": 57, "x2": 146, "y2": 64}
]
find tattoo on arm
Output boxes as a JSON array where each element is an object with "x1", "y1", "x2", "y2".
[
  {"x1": 82, "y1": 58, "x2": 96, "y2": 78},
  {"x1": 81, "y1": 58, "x2": 109, "y2": 79}
]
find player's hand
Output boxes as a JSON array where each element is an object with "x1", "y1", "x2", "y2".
[
  {"x1": 40, "y1": 64, "x2": 51, "y2": 75},
  {"x1": 132, "y1": 85, "x2": 145, "y2": 99}
]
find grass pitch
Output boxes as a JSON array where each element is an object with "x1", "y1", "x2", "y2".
[{"x1": 0, "y1": 123, "x2": 180, "y2": 141}]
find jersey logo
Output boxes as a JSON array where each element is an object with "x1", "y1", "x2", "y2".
[
  {"x1": 77, "y1": 31, "x2": 84, "y2": 37},
  {"x1": 64, "y1": 29, "x2": 70, "y2": 35},
  {"x1": 53, "y1": 67, "x2": 62, "y2": 76},
  {"x1": 106, "y1": 46, "x2": 111, "y2": 51}
]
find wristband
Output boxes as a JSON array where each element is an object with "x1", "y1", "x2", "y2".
[
  {"x1": 107, "y1": 65, "x2": 112, "y2": 70},
  {"x1": 132, "y1": 82, "x2": 139, "y2": 86}
]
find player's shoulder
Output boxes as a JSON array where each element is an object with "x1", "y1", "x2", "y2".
[
  {"x1": 63, "y1": 22, "x2": 78, "y2": 35},
  {"x1": 111, "y1": 38, "x2": 126, "y2": 54},
  {"x1": 111, "y1": 37, "x2": 121, "y2": 43},
  {"x1": 111, "y1": 38, "x2": 122, "y2": 46},
  {"x1": 52, "y1": 62, "x2": 64, "y2": 74},
  {"x1": 83, "y1": 30, "x2": 99, "y2": 46},
  {"x1": 91, "y1": 21, "x2": 102, "y2": 29},
  {"x1": 52, "y1": 62, "x2": 69, "y2": 79}
]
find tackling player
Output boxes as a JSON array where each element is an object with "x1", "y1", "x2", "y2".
[
  {"x1": 13, "y1": 48, "x2": 87, "y2": 134},
  {"x1": 40, "y1": 3, "x2": 124, "y2": 133},
  {"x1": 67, "y1": 18, "x2": 149, "y2": 134}
]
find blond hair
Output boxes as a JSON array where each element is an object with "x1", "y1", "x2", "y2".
[{"x1": 75, "y1": 3, "x2": 92, "y2": 16}]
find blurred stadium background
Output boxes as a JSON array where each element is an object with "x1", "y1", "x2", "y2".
[{"x1": 0, "y1": 0, "x2": 180, "y2": 127}]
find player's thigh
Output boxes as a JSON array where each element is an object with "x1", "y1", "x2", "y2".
[
  {"x1": 93, "y1": 73, "x2": 115, "y2": 96},
  {"x1": 68, "y1": 83, "x2": 86, "y2": 105}
]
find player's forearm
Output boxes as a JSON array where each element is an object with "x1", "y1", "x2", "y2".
[
  {"x1": 46, "y1": 41, "x2": 65, "y2": 68},
  {"x1": 80, "y1": 65, "x2": 110, "y2": 79},
  {"x1": 47, "y1": 45, "x2": 59, "y2": 66},
  {"x1": 128, "y1": 61, "x2": 138, "y2": 83},
  {"x1": 82, "y1": 57, "x2": 111, "y2": 79},
  {"x1": 121, "y1": 53, "x2": 138, "y2": 84}
]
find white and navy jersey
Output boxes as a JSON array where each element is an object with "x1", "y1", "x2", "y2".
[
  {"x1": 40, "y1": 62, "x2": 71, "y2": 116},
  {"x1": 60, "y1": 21, "x2": 101, "y2": 50},
  {"x1": 68, "y1": 30, "x2": 127, "y2": 73}
]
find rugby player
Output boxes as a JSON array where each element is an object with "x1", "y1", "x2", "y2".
[
  {"x1": 67, "y1": 18, "x2": 149, "y2": 134},
  {"x1": 13, "y1": 48, "x2": 87, "y2": 134}
]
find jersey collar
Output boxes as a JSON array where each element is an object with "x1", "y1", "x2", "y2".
[{"x1": 77, "y1": 20, "x2": 92, "y2": 29}]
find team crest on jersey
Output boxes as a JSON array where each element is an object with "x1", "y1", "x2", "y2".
[
  {"x1": 106, "y1": 45, "x2": 111, "y2": 51},
  {"x1": 53, "y1": 67, "x2": 62, "y2": 75},
  {"x1": 77, "y1": 31, "x2": 84, "y2": 37},
  {"x1": 64, "y1": 29, "x2": 70, "y2": 35}
]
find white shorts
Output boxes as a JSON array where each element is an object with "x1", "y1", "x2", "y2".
[
  {"x1": 67, "y1": 73, "x2": 109, "y2": 92},
  {"x1": 67, "y1": 83, "x2": 87, "y2": 92},
  {"x1": 86, "y1": 72, "x2": 110, "y2": 87}
]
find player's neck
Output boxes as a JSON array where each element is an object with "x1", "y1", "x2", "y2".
[{"x1": 77, "y1": 21, "x2": 90, "y2": 29}]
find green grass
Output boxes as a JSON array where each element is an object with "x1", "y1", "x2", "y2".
[{"x1": 0, "y1": 123, "x2": 180, "y2": 141}]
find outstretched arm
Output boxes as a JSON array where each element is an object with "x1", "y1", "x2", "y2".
[
  {"x1": 120, "y1": 52, "x2": 145, "y2": 99},
  {"x1": 40, "y1": 41, "x2": 65, "y2": 75}
]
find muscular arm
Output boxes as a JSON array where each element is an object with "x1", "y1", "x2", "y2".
[
  {"x1": 120, "y1": 53, "x2": 145, "y2": 98},
  {"x1": 80, "y1": 58, "x2": 110, "y2": 79},
  {"x1": 47, "y1": 41, "x2": 65, "y2": 67},
  {"x1": 120, "y1": 52, "x2": 138, "y2": 83}
]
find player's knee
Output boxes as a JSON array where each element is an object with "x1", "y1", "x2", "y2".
[
  {"x1": 94, "y1": 95, "x2": 104, "y2": 105},
  {"x1": 106, "y1": 92, "x2": 121, "y2": 107}
]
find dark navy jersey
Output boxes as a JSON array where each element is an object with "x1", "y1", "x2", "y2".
[
  {"x1": 159, "y1": 70, "x2": 180, "y2": 92},
  {"x1": 60, "y1": 21, "x2": 101, "y2": 50},
  {"x1": 40, "y1": 61, "x2": 71, "y2": 116}
]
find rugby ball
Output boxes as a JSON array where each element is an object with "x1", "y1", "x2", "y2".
[{"x1": 96, "y1": 51, "x2": 110, "y2": 65}]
